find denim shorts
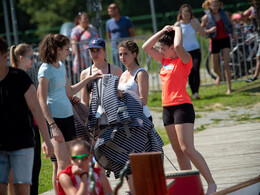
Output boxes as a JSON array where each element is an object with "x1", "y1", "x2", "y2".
[{"x1": 0, "y1": 148, "x2": 34, "y2": 184}]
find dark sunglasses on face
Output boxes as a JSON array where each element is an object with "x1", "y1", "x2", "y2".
[
  {"x1": 71, "y1": 153, "x2": 90, "y2": 162},
  {"x1": 23, "y1": 55, "x2": 34, "y2": 60}
]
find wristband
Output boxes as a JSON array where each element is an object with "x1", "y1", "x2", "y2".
[
  {"x1": 49, "y1": 122, "x2": 56, "y2": 126},
  {"x1": 80, "y1": 172, "x2": 88, "y2": 178}
]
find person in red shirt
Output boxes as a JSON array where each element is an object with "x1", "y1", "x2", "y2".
[
  {"x1": 142, "y1": 25, "x2": 216, "y2": 195},
  {"x1": 57, "y1": 139, "x2": 112, "y2": 195},
  {"x1": 201, "y1": 0, "x2": 234, "y2": 94}
]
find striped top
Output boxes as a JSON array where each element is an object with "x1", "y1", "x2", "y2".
[{"x1": 88, "y1": 74, "x2": 164, "y2": 178}]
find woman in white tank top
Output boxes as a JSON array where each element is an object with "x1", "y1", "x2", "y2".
[
  {"x1": 117, "y1": 39, "x2": 152, "y2": 195},
  {"x1": 117, "y1": 40, "x2": 152, "y2": 120},
  {"x1": 174, "y1": 4, "x2": 206, "y2": 100}
]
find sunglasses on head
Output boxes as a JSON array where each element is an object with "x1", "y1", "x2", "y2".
[{"x1": 71, "y1": 154, "x2": 90, "y2": 162}]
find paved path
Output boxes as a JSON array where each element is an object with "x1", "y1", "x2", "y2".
[{"x1": 41, "y1": 122, "x2": 260, "y2": 195}]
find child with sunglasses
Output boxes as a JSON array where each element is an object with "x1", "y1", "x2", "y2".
[{"x1": 57, "y1": 139, "x2": 112, "y2": 195}]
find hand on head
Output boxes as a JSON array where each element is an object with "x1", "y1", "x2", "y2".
[{"x1": 163, "y1": 25, "x2": 178, "y2": 32}]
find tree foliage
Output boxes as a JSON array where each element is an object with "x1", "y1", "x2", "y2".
[{"x1": 0, "y1": 0, "x2": 251, "y2": 43}]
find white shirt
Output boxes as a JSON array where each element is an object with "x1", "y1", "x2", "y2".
[
  {"x1": 118, "y1": 68, "x2": 151, "y2": 118},
  {"x1": 180, "y1": 21, "x2": 200, "y2": 52}
]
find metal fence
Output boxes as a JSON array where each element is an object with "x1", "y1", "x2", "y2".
[{"x1": 27, "y1": 28, "x2": 258, "y2": 91}]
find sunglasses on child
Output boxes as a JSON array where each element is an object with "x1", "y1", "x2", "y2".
[{"x1": 71, "y1": 154, "x2": 90, "y2": 162}]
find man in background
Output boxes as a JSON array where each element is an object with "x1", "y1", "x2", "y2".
[{"x1": 106, "y1": 3, "x2": 135, "y2": 70}]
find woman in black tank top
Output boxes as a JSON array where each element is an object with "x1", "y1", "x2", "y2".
[
  {"x1": 80, "y1": 37, "x2": 122, "y2": 181},
  {"x1": 80, "y1": 38, "x2": 122, "y2": 107}
]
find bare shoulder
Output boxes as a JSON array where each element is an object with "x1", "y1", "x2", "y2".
[
  {"x1": 174, "y1": 21, "x2": 180, "y2": 27},
  {"x1": 136, "y1": 69, "x2": 149, "y2": 81},
  {"x1": 201, "y1": 14, "x2": 208, "y2": 21},
  {"x1": 58, "y1": 172, "x2": 70, "y2": 184},
  {"x1": 138, "y1": 69, "x2": 148, "y2": 77},
  {"x1": 80, "y1": 67, "x2": 90, "y2": 78},
  {"x1": 110, "y1": 64, "x2": 123, "y2": 77},
  {"x1": 201, "y1": 14, "x2": 208, "y2": 26}
]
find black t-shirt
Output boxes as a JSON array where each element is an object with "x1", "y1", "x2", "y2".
[{"x1": 0, "y1": 67, "x2": 35, "y2": 151}]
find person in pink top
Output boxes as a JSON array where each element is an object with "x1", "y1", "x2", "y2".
[
  {"x1": 70, "y1": 12, "x2": 99, "y2": 74},
  {"x1": 57, "y1": 139, "x2": 112, "y2": 195},
  {"x1": 142, "y1": 25, "x2": 216, "y2": 195}
]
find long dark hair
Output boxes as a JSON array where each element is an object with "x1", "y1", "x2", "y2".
[{"x1": 39, "y1": 34, "x2": 70, "y2": 64}]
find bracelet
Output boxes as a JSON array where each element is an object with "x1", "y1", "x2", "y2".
[
  {"x1": 80, "y1": 172, "x2": 88, "y2": 178},
  {"x1": 49, "y1": 122, "x2": 56, "y2": 126}
]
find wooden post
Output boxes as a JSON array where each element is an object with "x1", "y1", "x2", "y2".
[{"x1": 129, "y1": 152, "x2": 168, "y2": 195}]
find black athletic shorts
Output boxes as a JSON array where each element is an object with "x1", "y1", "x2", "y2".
[
  {"x1": 211, "y1": 36, "x2": 231, "y2": 54},
  {"x1": 163, "y1": 103, "x2": 195, "y2": 126},
  {"x1": 48, "y1": 115, "x2": 76, "y2": 142}
]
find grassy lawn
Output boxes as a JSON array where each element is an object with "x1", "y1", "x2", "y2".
[
  {"x1": 39, "y1": 153, "x2": 53, "y2": 194},
  {"x1": 38, "y1": 79, "x2": 260, "y2": 193},
  {"x1": 148, "y1": 79, "x2": 260, "y2": 111}
]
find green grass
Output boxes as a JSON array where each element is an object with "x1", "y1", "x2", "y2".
[
  {"x1": 39, "y1": 146, "x2": 53, "y2": 194},
  {"x1": 39, "y1": 79, "x2": 260, "y2": 193},
  {"x1": 148, "y1": 79, "x2": 260, "y2": 111}
]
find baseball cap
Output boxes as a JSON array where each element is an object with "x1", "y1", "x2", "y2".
[{"x1": 88, "y1": 38, "x2": 106, "y2": 49}]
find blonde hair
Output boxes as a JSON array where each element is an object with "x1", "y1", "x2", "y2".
[
  {"x1": 10, "y1": 43, "x2": 32, "y2": 68},
  {"x1": 202, "y1": 0, "x2": 220, "y2": 10}
]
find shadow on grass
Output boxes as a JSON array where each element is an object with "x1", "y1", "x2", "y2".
[{"x1": 235, "y1": 85, "x2": 260, "y2": 94}]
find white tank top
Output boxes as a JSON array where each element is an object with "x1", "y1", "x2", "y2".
[
  {"x1": 180, "y1": 21, "x2": 200, "y2": 52},
  {"x1": 118, "y1": 68, "x2": 151, "y2": 118}
]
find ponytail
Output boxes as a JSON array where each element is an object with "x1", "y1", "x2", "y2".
[{"x1": 10, "y1": 45, "x2": 18, "y2": 68}]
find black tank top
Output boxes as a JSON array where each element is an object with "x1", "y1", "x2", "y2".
[{"x1": 87, "y1": 63, "x2": 111, "y2": 93}]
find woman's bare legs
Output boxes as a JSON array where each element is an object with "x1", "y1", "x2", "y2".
[
  {"x1": 211, "y1": 53, "x2": 221, "y2": 86},
  {"x1": 211, "y1": 49, "x2": 232, "y2": 94},
  {"x1": 222, "y1": 48, "x2": 232, "y2": 94},
  {"x1": 52, "y1": 162, "x2": 58, "y2": 195},
  {"x1": 8, "y1": 170, "x2": 16, "y2": 195},
  {"x1": 165, "y1": 123, "x2": 216, "y2": 195},
  {"x1": 165, "y1": 124, "x2": 191, "y2": 170},
  {"x1": 126, "y1": 175, "x2": 136, "y2": 195},
  {"x1": 51, "y1": 139, "x2": 72, "y2": 195}
]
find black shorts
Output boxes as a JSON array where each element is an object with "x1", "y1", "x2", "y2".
[
  {"x1": 48, "y1": 115, "x2": 76, "y2": 142},
  {"x1": 163, "y1": 103, "x2": 195, "y2": 126},
  {"x1": 211, "y1": 36, "x2": 231, "y2": 54}
]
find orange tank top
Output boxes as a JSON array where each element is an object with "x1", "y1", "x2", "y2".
[{"x1": 160, "y1": 56, "x2": 192, "y2": 107}]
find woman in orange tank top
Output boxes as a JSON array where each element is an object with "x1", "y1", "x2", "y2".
[{"x1": 142, "y1": 25, "x2": 217, "y2": 195}]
